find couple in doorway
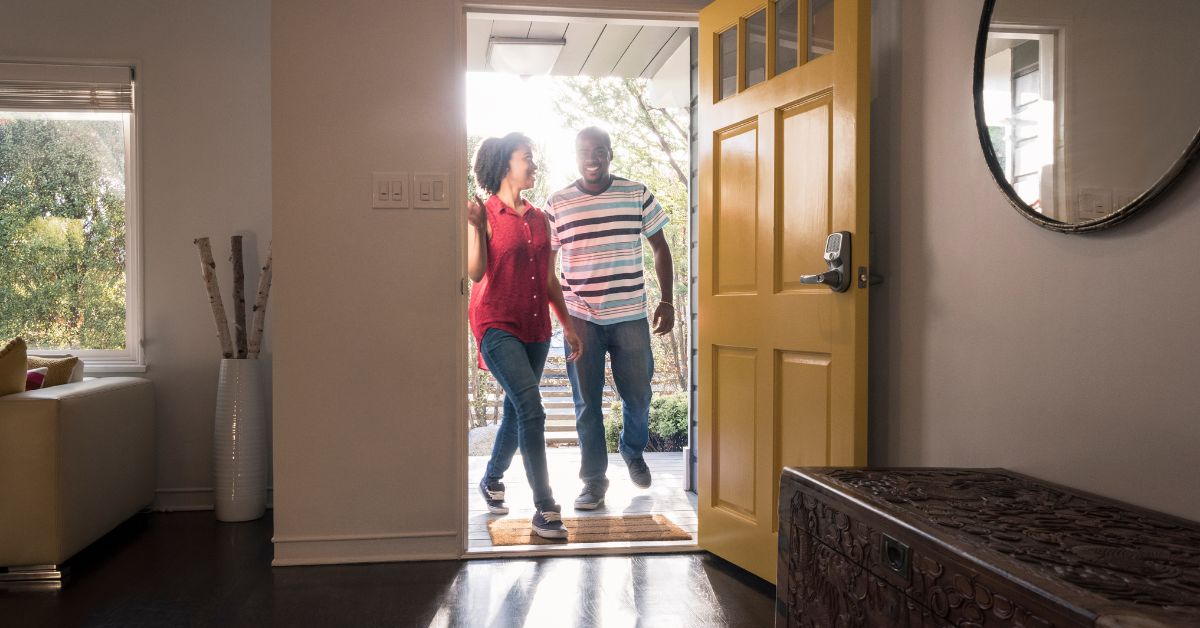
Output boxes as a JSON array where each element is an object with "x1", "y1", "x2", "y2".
[{"x1": 467, "y1": 127, "x2": 675, "y2": 539}]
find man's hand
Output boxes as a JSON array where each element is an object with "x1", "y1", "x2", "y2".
[{"x1": 651, "y1": 301, "x2": 675, "y2": 336}]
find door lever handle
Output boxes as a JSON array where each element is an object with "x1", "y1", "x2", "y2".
[
  {"x1": 799, "y1": 231, "x2": 851, "y2": 293},
  {"x1": 800, "y1": 270, "x2": 843, "y2": 287}
]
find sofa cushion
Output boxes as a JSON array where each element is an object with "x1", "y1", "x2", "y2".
[
  {"x1": 26, "y1": 355, "x2": 80, "y2": 388},
  {"x1": 0, "y1": 338, "x2": 26, "y2": 397}
]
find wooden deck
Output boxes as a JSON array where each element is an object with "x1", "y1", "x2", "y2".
[{"x1": 468, "y1": 450, "x2": 698, "y2": 555}]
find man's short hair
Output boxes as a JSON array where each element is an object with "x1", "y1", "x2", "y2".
[{"x1": 576, "y1": 126, "x2": 612, "y2": 150}]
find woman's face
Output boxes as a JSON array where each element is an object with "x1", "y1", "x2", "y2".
[{"x1": 505, "y1": 144, "x2": 537, "y2": 193}]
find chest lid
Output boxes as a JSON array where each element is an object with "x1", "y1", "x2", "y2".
[{"x1": 784, "y1": 468, "x2": 1200, "y2": 627}]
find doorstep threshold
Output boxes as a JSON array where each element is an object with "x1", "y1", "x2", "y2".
[{"x1": 463, "y1": 540, "x2": 701, "y2": 559}]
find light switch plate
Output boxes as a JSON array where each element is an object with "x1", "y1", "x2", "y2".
[
  {"x1": 413, "y1": 173, "x2": 450, "y2": 209},
  {"x1": 372, "y1": 172, "x2": 410, "y2": 209}
]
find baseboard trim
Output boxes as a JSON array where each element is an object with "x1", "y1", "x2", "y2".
[
  {"x1": 153, "y1": 487, "x2": 274, "y2": 512},
  {"x1": 271, "y1": 532, "x2": 461, "y2": 566},
  {"x1": 273, "y1": 530, "x2": 458, "y2": 544}
]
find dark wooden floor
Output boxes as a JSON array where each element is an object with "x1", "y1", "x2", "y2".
[{"x1": 0, "y1": 511, "x2": 776, "y2": 627}]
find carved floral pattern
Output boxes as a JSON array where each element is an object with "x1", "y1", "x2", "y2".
[{"x1": 824, "y1": 470, "x2": 1200, "y2": 615}]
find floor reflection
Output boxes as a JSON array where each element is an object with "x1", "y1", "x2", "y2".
[{"x1": 428, "y1": 555, "x2": 771, "y2": 628}]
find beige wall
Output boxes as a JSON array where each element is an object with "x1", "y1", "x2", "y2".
[
  {"x1": 0, "y1": 1, "x2": 273, "y2": 511},
  {"x1": 869, "y1": 0, "x2": 1200, "y2": 522}
]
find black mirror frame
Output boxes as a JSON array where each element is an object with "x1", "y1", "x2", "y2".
[{"x1": 973, "y1": 0, "x2": 1200, "y2": 233}]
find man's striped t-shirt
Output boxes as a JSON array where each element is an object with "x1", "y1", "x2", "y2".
[{"x1": 544, "y1": 177, "x2": 670, "y2": 325}]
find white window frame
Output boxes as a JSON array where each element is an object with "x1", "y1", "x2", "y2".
[{"x1": 0, "y1": 61, "x2": 144, "y2": 373}]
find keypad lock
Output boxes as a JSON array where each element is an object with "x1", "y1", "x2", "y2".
[{"x1": 799, "y1": 231, "x2": 852, "y2": 292}]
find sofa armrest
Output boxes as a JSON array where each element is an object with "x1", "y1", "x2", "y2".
[{"x1": 0, "y1": 377, "x2": 155, "y2": 566}]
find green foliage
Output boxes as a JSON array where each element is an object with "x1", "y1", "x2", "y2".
[
  {"x1": 604, "y1": 393, "x2": 689, "y2": 454},
  {"x1": 649, "y1": 392, "x2": 688, "y2": 442},
  {"x1": 605, "y1": 399, "x2": 623, "y2": 454},
  {"x1": 0, "y1": 116, "x2": 127, "y2": 350}
]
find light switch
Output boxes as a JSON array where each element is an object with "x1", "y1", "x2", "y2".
[
  {"x1": 413, "y1": 173, "x2": 451, "y2": 209},
  {"x1": 372, "y1": 172, "x2": 410, "y2": 209}
]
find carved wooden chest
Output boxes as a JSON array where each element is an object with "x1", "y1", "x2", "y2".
[{"x1": 777, "y1": 468, "x2": 1200, "y2": 628}]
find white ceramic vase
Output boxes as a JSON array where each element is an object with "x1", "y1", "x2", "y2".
[{"x1": 213, "y1": 358, "x2": 267, "y2": 522}]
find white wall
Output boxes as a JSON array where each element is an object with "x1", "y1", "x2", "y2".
[
  {"x1": 0, "y1": 0, "x2": 273, "y2": 511},
  {"x1": 869, "y1": 0, "x2": 1200, "y2": 522}
]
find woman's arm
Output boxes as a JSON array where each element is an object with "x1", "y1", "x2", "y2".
[
  {"x1": 546, "y1": 216, "x2": 582, "y2": 361},
  {"x1": 467, "y1": 194, "x2": 489, "y2": 283}
]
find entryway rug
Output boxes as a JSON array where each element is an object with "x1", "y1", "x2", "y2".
[{"x1": 486, "y1": 514, "x2": 693, "y2": 546}]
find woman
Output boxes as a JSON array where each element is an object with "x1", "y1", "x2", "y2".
[{"x1": 468, "y1": 132, "x2": 582, "y2": 539}]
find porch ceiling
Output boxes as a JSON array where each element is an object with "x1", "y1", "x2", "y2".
[{"x1": 466, "y1": 18, "x2": 690, "y2": 79}]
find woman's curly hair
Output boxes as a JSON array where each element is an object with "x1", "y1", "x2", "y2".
[{"x1": 473, "y1": 132, "x2": 532, "y2": 196}]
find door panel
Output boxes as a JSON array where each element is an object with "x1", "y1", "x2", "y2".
[
  {"x1": 715, "y1": 123, "x2": 759, "y2": 295},
  {"x1": 776, "y1": 94, "x2": 833, "y2": 294},
  {"x1": 698, "y1": 0, "x2": 870, "y2": 584},
  {"x1": 712, "y1": 345, "x2": 759, "y2": 520}
]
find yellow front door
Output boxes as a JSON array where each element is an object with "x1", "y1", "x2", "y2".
[{"x1": 697, "y1": 0, "x2": 870, "y2": 583}]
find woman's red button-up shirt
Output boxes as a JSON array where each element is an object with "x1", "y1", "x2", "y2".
[{"x1": 468, "y1": 195, "x2": 552, "y2": 369}]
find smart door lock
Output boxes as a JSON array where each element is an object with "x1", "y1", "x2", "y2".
[{"x1": 799, "y1": 231, "x2": 851, "y2": 292}]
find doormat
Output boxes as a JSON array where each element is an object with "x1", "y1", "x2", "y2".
[{"x1": 486, "y1": 514, "x2": 693, "y2": 546}]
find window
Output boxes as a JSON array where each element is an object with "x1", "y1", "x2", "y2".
[{"x1": 0, "y1": 63, "x2": 142, "y2": 371}]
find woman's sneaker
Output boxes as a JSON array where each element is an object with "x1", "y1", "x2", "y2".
[
  {"x1": 574, "y1": 479, "x2": 609, "y2": 510},
  {"x1": 532, "y1": 506, "x2": 568, "y2": 539},
  {"x1": 479, "y1": 478, "x2": 509, "y2": 515}
]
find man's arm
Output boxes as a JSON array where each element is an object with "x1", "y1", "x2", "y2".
[{"x1": 647, "y1": 230, "x2": 674, "y2": 335}]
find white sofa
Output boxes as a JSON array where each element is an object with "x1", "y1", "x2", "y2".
[{"x1": 0, "y1": 377, "x2": 155, "y2": 574}]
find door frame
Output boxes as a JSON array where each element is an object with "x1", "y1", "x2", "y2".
[{"x1": 454, "y1": 0, "x2": 704, "y2": 559}]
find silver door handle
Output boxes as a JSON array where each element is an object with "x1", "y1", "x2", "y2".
[{"x1": 798, "y1": 231, "x2": 851, "y2": 293}]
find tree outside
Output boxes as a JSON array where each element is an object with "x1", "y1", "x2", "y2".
[
  {"x1": 0, "y1": 114, "x2": 128, "y2": 350},
  {"x1": 466, "y1": 76, "x2": 690, "y2": 448}
]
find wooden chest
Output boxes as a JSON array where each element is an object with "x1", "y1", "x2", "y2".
[{"x1": 776, "y1": 468, "x2": 1200, "y2": 628}]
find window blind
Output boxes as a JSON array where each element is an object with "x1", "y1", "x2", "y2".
[{"x1": 0, "y1": 63, "x2": 133, "y2": 112}]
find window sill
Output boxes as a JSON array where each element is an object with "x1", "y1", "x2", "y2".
[{"x1": 84, "y1": 363, "x2": 148, "y2": 374}]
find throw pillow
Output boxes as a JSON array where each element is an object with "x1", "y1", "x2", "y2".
[
  {"x1": 0, "y1": 337, "x2": 27, "y2": 396},
  {"x1": 26, "y1": 367, "x2": 49, "y2": 391},
  {"x1": 26, "y1": 355, "x2": 80, "y2": 388}
]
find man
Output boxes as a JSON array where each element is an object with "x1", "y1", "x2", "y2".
[{"x1": 543, "y1": 126, "x2": 675, "y2": 510}]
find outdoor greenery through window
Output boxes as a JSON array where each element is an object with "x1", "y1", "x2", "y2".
[{"x1": 0, "y1": 110, "x2": 129, "y2": 351}]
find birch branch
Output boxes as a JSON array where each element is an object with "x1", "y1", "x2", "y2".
[
  {"x1": 231, "y1": 236, "x2": 248, "y2": 358},
  {"x1": 194, "y1": 237, "x2": 235, "y2": 359},
  {"x1": 247, "y1": 244, "x2": 273, "y2": 359},
  {"x1": 625, "y1": 82, "x2": 689, "y2": 189}
]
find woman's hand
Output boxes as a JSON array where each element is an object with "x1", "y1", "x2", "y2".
[
  {"x1": 564, "y1": 330, "x2": 583, "y2": 363},
  {"x1": 467, "y1": 194, "x2": 487, "y2": 231}
]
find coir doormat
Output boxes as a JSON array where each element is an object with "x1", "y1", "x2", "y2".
[{"x1": 486, "y1": 514, "x2": 693, "y2": 546}]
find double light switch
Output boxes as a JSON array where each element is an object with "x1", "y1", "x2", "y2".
[
  {"x1": 372, "y1": 172, "x2": 451, "y2": 209},
  {"x1": 372, "y1": 172, "x2": 409, "y2": 209}
]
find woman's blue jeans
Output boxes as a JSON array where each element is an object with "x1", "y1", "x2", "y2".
[
  {"x1": 564, "y1": 316, "x2": 654, "y2": 484},
  {"x1": 480, "y1": 328, "x2": 556, "y2": 511}
]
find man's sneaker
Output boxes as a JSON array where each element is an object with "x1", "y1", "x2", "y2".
[
  {"x1": 573, "y1": 479, "x2": 609, "y2": 510},
  {"x1": 479, "y1": 477, "x2": 509, "y2": 515},
  {"x1": 622, "y1": 453, "x2": 652, "y2": 489},
  {"x1": 532, "y1": 506, "x2": 569, "y2": 539}
]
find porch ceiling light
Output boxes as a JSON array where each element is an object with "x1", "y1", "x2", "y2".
[{"x1": 488, "y1": 38, "x2": 566, "y2": 78}]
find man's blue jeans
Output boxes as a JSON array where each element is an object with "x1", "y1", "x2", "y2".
[
  {"x1": 564, "y1": 316, "x2": 654, "y2": 484},
  {"x1": 480, "y1": 328, "x2": 556, "y2": 511}
]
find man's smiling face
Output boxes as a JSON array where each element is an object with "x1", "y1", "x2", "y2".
[{"x1": 576, "y1": 132, "x2": 612, "y2": 186}]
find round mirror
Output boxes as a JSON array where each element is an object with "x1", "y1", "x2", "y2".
[{"x1": 974, "y1": 0, "x2": 1200, "y2": 232}]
